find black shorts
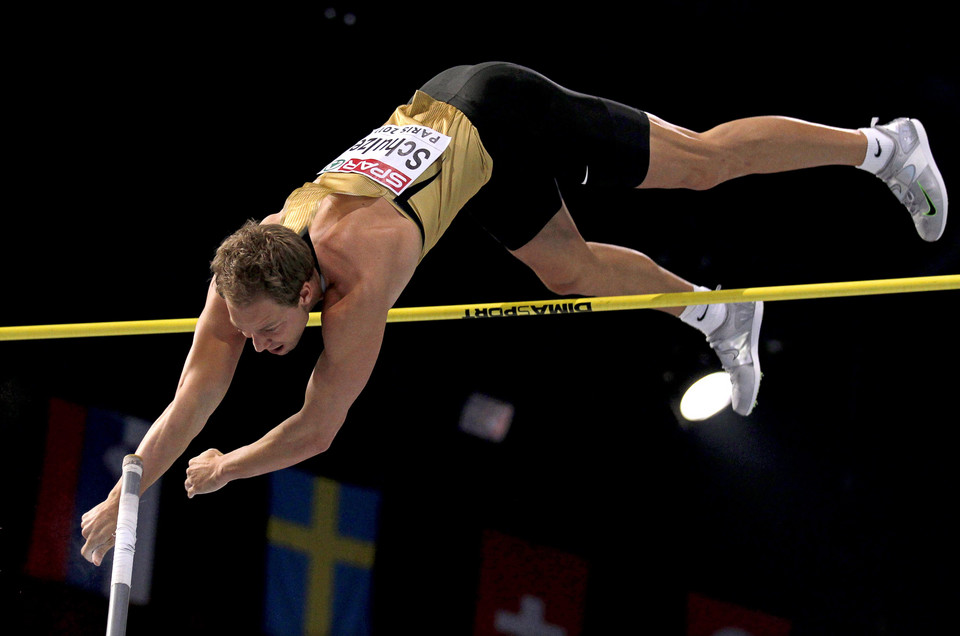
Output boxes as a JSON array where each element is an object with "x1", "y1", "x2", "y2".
[{"x1": 420, "y1": 62, "x2": 651, "y2": 250}]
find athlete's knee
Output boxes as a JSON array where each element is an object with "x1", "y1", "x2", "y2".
[
  {"x1": 652, "y1": 132, "x2": 730, "y2": 191},
  {"x1": 536, "y1": 269, "x2": 585, "y2": 296},
  {"x1": 683, "y1": 134, "x2": 739, "y2": 190},
  {"x1": 696, "y1": 122, "x2": 773, "y2": 186},
  {"x1": 680, "y1": 161, "x2": 727, "y2": 191},
  {"x1": 522, "y1": 256, "x2": 591, "y2": 296},
  {"x1": 511, "y1": 210, "x2": 596, "y2": 295},
  {"x1": 648, "y1": 117, "x2": 728, "y2": 190}
]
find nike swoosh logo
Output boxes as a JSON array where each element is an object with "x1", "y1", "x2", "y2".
[
  {"x1": 920, "y1": 183, "x2": 938, "y2": 216},
  {"x1": 874, "y1": 139, "x2": 882, "y2": 157},
  {"x1": 696, "y1": 305, "x2": 709, "y2": 321}
]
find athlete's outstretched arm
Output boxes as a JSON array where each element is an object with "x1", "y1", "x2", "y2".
[
  {"x1": 182, "y1": 282, "x2": 390, "y2": 496},
  {"x1": 80, "y1": 279, "x2": 246, "y2": 565}
]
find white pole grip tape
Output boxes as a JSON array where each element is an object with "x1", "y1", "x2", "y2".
[{"x1": 111, "y1": 455, "x2": 143, "y2": 588}]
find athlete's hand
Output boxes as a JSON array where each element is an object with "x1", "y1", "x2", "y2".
[
  {"x1": 185, "y1": 448, "x2": 227, "y2": 498},
  {"x1": 80, "y1": 493, "x2": 119, "y2": 566}
]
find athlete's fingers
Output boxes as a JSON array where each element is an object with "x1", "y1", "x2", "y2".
[
  {"x1": 93, "y1": 538, "x2": 115, "y2": 567},
  {"x1": 81, "y1": 531, "x2": 115, "y2": 566}
]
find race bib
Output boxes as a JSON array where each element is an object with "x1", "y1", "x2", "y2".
[{"x1": 319, "y1": 124, "x2": 451, "y2": 194}]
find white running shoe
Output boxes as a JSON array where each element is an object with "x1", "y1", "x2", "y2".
[
  {"x1": 706, "y1": 300, "x2": 764, "y2": 416},
  {"x1": 871, "y1": 117, "x2": 948, "y2": 241}
]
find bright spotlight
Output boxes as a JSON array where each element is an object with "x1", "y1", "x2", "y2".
[{"x1": 679, "y1": 371, "x2": 732, "y2": 421}]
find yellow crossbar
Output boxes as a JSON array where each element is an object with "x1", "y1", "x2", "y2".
[{"x1": 2, "y1": 274, "x2": 957, "y2": 341}]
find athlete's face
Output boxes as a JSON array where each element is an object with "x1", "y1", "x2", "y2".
[{"x1": 227, "y1": 293, "x2": 311, "y2": 356}]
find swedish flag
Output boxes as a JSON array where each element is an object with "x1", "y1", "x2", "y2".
[{"x1": 264, "y1": 469, "x2": 380, "y2": 636}]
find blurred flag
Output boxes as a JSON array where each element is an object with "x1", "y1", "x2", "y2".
[
  {"x1": 24, "y1": 398, "x2": 160, "y2": 604},
  {"x1": 264, "y1": 469, "x2": 380, "y2": 636},
  {"x1": 687, "y1": 592, "x2": 791, "y2": 636},
  {"x1": 474, "y1": 530, "x2": 589, "y2": 636}
]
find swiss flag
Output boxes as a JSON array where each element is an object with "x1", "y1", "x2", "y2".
[
  {"x1": 687, "y1": 592, "x2": 791, "y2": 636},
  {"x1": 474, "y1": 530, "x2": 589, "y2": 636}
]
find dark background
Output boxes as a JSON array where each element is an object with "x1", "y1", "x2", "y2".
[{"x1": 4, "y1": 3, "x2": 957, "y2": 634}]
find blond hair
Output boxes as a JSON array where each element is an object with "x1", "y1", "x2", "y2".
[{"x1": 210, "y1": 220, "x2": 315, "y2": 307}]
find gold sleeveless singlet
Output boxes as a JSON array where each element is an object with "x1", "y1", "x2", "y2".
[{"x1": 278, "y1": 91, "x2": 492, "y2": 260}]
